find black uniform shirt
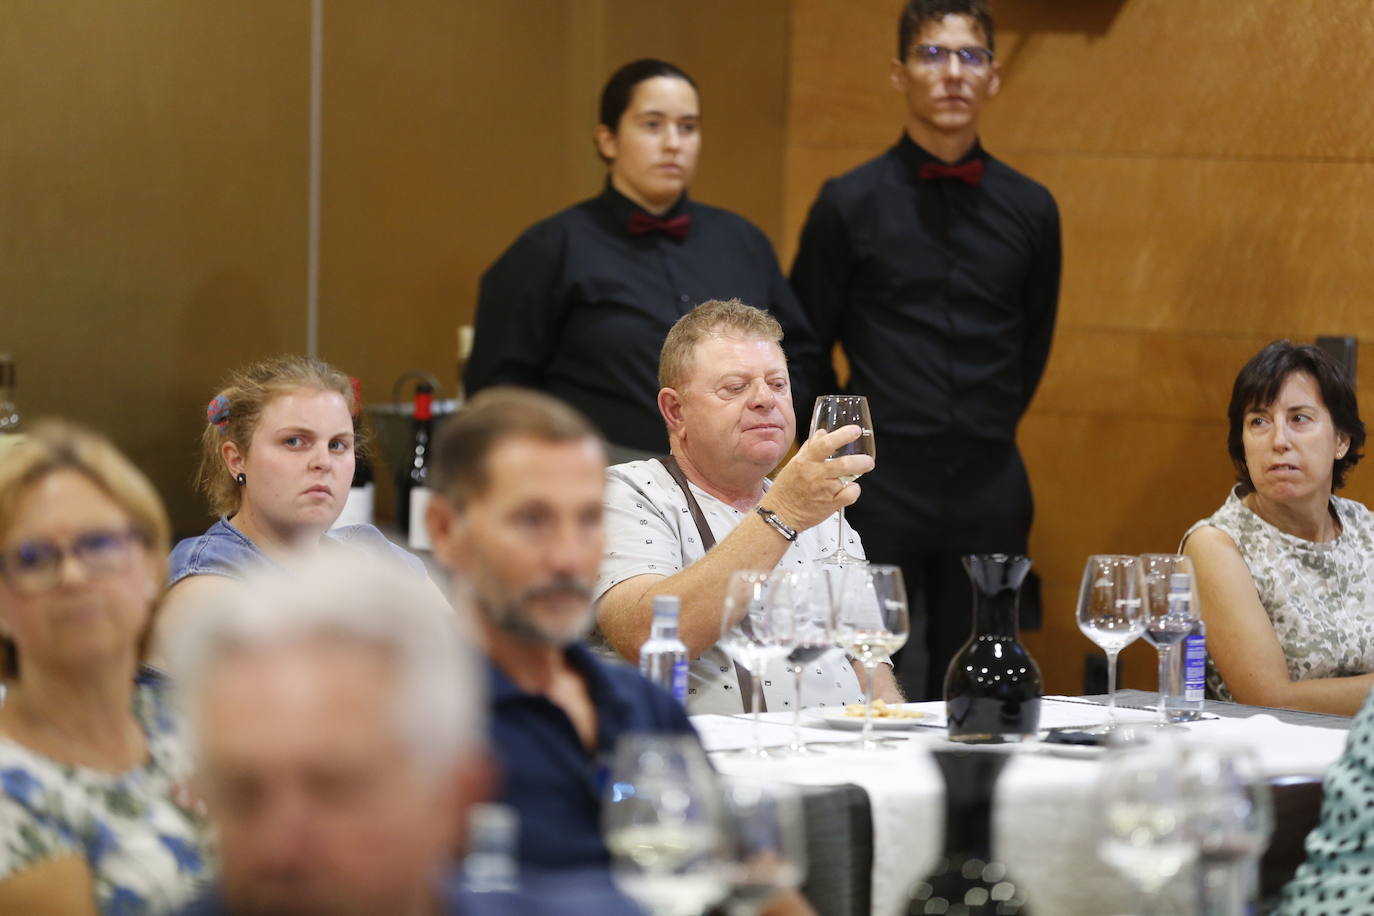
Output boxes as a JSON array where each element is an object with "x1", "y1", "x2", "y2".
[
  {"x1": 467, "y1": 184, "x2": 824, "y2": 452},
  {"x1": 790, "y1": 134, "x2": 1061, "y2": 443}
]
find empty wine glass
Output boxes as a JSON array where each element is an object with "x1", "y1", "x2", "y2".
[
  {"x1": 1141, "y1": 554, "x2": 1201, "y2": 729},
  {"x1": 1097, "y1": 740, "x2": 1198, "y2": 915},
  {"x1": 1077, "y1": 555, "x2": 1147, "y2": 732},
  {"x1": 719, "y1": 778, "x2": 807, "y2": 915},
  {"x1": 1182, "y1": 743, "x2": 1273, "y2": 914},
  {"x1": 810, "y1": 395, "x2": 875, "y2": 566},
  {"x1": 829, "y1": 563, "x2": 908, "y2": 751},
  {"x1": 603, "y1": 734, "x2": 728, "y2": 916},
  {"x1": 719, "y1": 569, "x2": 797, "y2": 758},
  {"x1": 780, "y1": 566, "x2": 839, "y2": 757}
]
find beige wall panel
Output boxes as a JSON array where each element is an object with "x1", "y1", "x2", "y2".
[
  {"x1": 317, "y1": 0, "x2": 583, "y2": 411},
  {"x1": 1015, "y1": 153, "x2": 1374, "y2": 336},
  {"x1": 1, "y1": 2, "x2": 311, "y2": 535}
]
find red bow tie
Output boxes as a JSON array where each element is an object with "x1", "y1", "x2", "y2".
[
  {"x1": 918, "y1": 159, "x2": 984, "y2": 186},
  {"x1": 628, "y1": 211, "x2": 692, "y2": 240}
]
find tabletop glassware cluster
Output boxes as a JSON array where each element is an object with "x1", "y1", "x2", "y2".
[
  {"x1": 602, "y1": 734, "x2": 807, "y2": 916},
  {"x1": 1096, "y1": 737, "x2": 1273, "y2": 915},
  {"x1": 1077, "y1": 553, "x2": 1204, "y2": 732}
]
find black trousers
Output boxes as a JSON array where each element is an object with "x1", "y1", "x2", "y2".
[{"x1": 846, "y1": 436, "x2": 1033, "y2": 701}]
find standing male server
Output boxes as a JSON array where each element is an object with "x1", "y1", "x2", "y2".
[{"x1": 790, "y1": 0, "x2": 1061, "y2": 700}]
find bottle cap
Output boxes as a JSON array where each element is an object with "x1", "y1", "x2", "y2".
[
  {"x1": 651, "y1": 595, "x2": 680, "y2": 621},
  {"x1": 1169, "y1": 573, "x2": 1190, "y2": 592}
]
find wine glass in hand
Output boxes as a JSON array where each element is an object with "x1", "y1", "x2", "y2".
[
  {"x1": 1140, "y1": 554, "x2": 1201, "y2": 728},
  {"x1": 810, "y1": 395, "x2": 875, "y2": 566},
  {"x1": 603, "y1": 734, "x2": 728, "y2": 916},
  {"x1": 1076, "y1": 555, "x2": 1147, "y2": 732}
]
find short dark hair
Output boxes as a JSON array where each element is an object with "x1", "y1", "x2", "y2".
[
  {"x1": 429, "y1": 387, "x2": 602, "y2": 508},
  {"x1": 1226, "y1": 340, "x2": 1365, "y2": 495},
  {"x1": 898, "y1": 0, "x2": 996, "y2": 57},
  {"x1": 598, "y1": 58, "x2": 699, "y2": 131}
]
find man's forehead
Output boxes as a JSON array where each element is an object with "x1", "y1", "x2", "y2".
[
  {"x1": 914, "y1": 13, "x2": 988, "y2": 47},
  {"x1": 690, "y1": 334, "x2": 787, "y2": 377},
  {"x1": 478, "y1": 436, "x2": 606, "y2": 500}
]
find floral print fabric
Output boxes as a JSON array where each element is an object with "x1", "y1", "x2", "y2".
[
  {"x1": 1186, "y1": 487, "x2": 1374, "y2": 700},
  {"x1": 0, "y1": 678, "x2": 209, "y2": 914}
]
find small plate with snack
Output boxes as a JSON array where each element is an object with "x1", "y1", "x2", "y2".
[{"x1": 805, "y1": 700, "x2": 947, "y2": 731}]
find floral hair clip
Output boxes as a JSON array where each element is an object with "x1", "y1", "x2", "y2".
[{"x1": 206, "y1": 394, "x2": 231, "y2": 430}]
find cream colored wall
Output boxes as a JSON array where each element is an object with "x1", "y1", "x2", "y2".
[{"x1": 783, "y1": 0, "x2": 1374, "y2": 692}]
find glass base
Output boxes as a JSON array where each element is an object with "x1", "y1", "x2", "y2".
[{"x1": 818, "y1": 551, "x2": 868, "y2": 567}]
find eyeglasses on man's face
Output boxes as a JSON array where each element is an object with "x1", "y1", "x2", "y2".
[
  {"x1": 908, "y1": 44, "x2": 994, "y2": 71},
  {"x1": 0, "y1": 528, "x2": 145, "y2": 595}
]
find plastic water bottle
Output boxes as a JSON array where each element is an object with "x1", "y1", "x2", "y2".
[
  {"x1": 640, "y1": 596, "x2": 689, "y2": 705},
  {"x1": 1164, "y1": 578, "x2": 1207, "y2": 721},
  {"x1": 462, "y1": 803, "x2": 519, "y2": 894}
]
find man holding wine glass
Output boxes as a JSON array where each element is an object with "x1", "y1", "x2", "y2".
[{"x1": 596, "y1": 299, "x2": 902, "y2": 714}]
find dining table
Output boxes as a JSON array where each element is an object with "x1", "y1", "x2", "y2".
[{"x1": 692, "y1": 689, "x2": 1353, "y2": 916}]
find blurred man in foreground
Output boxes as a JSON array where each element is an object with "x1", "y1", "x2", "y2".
[
  {"x1": 424, "y1": 387, "x2": 694, "y2": 872},
  {"x1": 172, "y1": 555, "x2": 486, "y2": 915}
]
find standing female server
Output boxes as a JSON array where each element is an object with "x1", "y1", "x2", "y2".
[{"x1": 465, "y1": 59, "x2": 823, "y2": 459}]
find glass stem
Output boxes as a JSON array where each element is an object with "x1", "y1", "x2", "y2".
[
  {"x1": 1105, "y1": 650, "x2": 1119, "y2": 724},
  {"x1": 1156, "y1": 648, "x2": 1169, "y2": 724},
  {"x1": 750, "y1": 664, "x2": 765, "y2": 754},
  {"x1": 791, "y1": 662, "x2": 804, "y2": 748},
  {"x1": 835, "y1": 506, "x2": 845, "y2": 557},
  {"x1": 861, "y1": 660, "x2": 877, "y2": 747}
]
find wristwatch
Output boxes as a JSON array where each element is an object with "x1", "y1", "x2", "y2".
[{"x1": 755, "y1": 506, "x2": 798, "y2": 542}]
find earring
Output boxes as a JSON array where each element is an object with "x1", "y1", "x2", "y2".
[{"x1": 236, "y1": 472, "x2": 246, "y2": 486}]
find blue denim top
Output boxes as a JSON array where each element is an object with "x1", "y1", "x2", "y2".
[{"x1": 167, "y1": 518, "x2": 424, "y2": 586}]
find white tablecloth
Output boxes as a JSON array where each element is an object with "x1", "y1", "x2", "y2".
[{"x1": 695, "y1": 698, "x2": 1351, "y2": 916}]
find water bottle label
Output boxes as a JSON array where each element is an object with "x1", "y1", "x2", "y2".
[
  {"x1": 408, "y1": 487, "x2": 433, "y2": 550},
  {"x1": 1184, "y1": 633, "x2": 1206, "y2": 702},
  {"x1": 671, "y1": 658, "x2": 688, "y2": 704}
]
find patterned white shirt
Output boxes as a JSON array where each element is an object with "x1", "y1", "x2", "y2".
[{"x1": 595, "y1": 459, "x2": 867, "y2": 715}]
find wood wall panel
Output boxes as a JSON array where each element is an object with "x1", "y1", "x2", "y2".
[
  {"x1": 0, "y1": 2, "x2": 310, "y2": 535},
  {"x1": 785, "y1": 0, "x2": 1374, "y2": 694}
]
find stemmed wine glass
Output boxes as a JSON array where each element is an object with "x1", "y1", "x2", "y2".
[
  {"x1": 1140, "y1": 554, "x2": 1201, "y2": 729},
  {"x1": 1077, "y1": 555, "x2": 1147, "y2": 732},
  {"x1": 719, "y1": 569, "x2": 797, "y2": 758},
  {"x1": 810, "y1": 395, "x2": 875, "y2": 566},
  {"x1": 603, "y1": 734, "x2": 729, "y2": 916},
  {"x1": 719, "y1": 778, "x2": 807, "y2": 915},
  {"x1": 1096, "y1": 740, "x2": 1199, "y2": 915},
  {"x1": 1182, "y1": 743, "x2": 1273, "y2": 914},
  {"x1": 829, "y1": 563, "x2": 908, "y2": 751},
  {"x1": 779, "y1": 565, "x2": 840, "y2": 757}
]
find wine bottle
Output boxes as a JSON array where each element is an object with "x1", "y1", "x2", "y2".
[
  {"x1": 332, "y1": 377, "x2": 375, "y2": 529},
  {"x1": 944, "y1": 554, "x2": 1043, "y2": 742},
  {"x1": 395, "y1": 382, "x2": 433, "y2": 550},
  {"x1": 0, "y1": 354, "x2": 22, "y2": 459}
]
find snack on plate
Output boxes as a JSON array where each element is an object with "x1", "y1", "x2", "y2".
[{"x1": 843, "y1": 699, "x2": 927, "y2": 719}]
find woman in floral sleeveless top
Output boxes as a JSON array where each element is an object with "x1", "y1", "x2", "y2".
[{"x1": 1184, "y1": 341, "x2": 1374, "y2": 716}]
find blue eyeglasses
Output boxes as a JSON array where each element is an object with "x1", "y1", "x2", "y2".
[
  {"x1": 0, "y1": 528, "x2": 145, "y2": 594},
  {"x1": 909, "y1": 44, "x2": 994, "y2": 70}
]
